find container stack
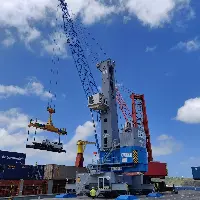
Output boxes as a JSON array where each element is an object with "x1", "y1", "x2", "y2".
[
  {"x1": 44, "y1": 164, "x2": 87, "y2": 194},
  {"x1": 44, "y1": 164, "x2": 87, "y2": 180},
  {"x1": 0, "y1": 150, "x2": 26, "y2": 180},
  {"x1": 0, "y1": 150, "x2": 88, "y2": 196},
  {"x1": 0, "y1": 150, "x2": 26, "y2": 166}
]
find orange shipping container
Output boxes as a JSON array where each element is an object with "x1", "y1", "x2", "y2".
[{"x1": 44, "y1": 165, "x2": 87, "y2": 180}]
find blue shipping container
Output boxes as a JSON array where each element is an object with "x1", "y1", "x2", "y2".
[
  {"x1": 0, "y1": 164, "x2": 45, "y2": 180},
  {"x1": 0, "y1": 150, "x2": 26, "y2": 165},
  {"x1": 2, "y1": 165, "x2": 29, "y2": 180},
  {"x1": 192, "y1": 167, "x2": 200, "y2": 180},
  {"x1": 28, "y1": 165, "x2": 45, "y2": 180}
]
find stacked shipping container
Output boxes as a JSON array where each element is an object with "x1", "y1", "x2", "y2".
[
  {"x1": 192, "y1": 167, "x2": 200, "y2": 180},
  {"x1": 0, "y1": 150, "x2": 46, "y2": 180},
  {"x1": 0, "y1": 150, "x2": 26, "y2": 166},
  {"x1": 1, "y1": 165, "x2": 45, "y2": 180},
  {"x1": 0, "y1": 149, "x2": 88, "y2": 195},
  {"x1": 44, "y1": 164, "x2": 87, "y2": 180},
  {"x1": 0, "y1": 180, "x2": 48, "y2": 197},
  {"x1": 0, "y1": 150, "x2": 27, "y2": 180},
  {"x1": 43, "y1": 165, "x2": 87, "y2": 194}
]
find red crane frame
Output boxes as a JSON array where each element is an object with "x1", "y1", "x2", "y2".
[
  {"x1": 130, "y1": 93, "x2": 167, "y2": 178},
  {"x1": 115, "y1": 87, "x2": 132, "y2": 124},
  {"x1": 130, "y1": 93, "x2": 153, "y2": 162}
]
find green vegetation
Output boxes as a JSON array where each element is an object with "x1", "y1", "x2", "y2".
[{"x1": 152, "y1": 177, "x2": 200, "y2": 187}]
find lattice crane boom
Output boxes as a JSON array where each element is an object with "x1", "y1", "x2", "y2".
[
  {"x1": 58, "y1": 0, "x2": 100, "y2": 153},
  {"x1": 130, "y1": 93, "x2": 153, "y2": 163},
  {"x1": 115, "y1": 87, "x2": 132, "y2": 124},
  {"x1": 58, "y1": 0, "x2": 99, "y2": 99}
]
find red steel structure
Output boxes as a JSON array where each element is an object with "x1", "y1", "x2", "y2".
[
  {"x1": 0, "y1": 180, "x2": 48, "y2": 197},
  {"x1": 130, "y1": 93, "x2": 153, "y2": 162},
  {"x1": 130, "y1": 93, "x2": 167, "y2": 178},
  {"x1": 115, "y1": 87, "x2": 133, "y2": 124}
]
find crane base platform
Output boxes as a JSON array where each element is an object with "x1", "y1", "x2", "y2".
[{"x1": 26, "y1": 143, "x2": 66, "y2": 153}]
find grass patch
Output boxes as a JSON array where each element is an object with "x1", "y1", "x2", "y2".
[{"x1": 152, "y1": 177, "x2": 200, "y2": 187}]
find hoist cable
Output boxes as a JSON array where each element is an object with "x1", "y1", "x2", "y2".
[{"x1": 90, "y1": 109, "x2": 100, "y2": 154}]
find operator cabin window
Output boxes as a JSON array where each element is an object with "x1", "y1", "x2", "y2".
[{"x1": 104, "y1": 137, "x2": 108, "y2": 147}]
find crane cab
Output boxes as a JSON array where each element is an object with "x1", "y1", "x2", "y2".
[{"x1": 88, "y1": 93, "x2": 108, "y2": 111}]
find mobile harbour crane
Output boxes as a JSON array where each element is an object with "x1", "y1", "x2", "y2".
[
  {"x1": 57, "y1": 0, "x2": 169, "y2": 196},
  {"x1": 75, "y1": 59, "x2": 153, "y2": 197}
]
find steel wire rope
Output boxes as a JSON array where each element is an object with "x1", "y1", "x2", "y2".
[
  {"x1": 69, "y1": 14, "x2": 100, "y2": 64},
  {"x1": 70, "y1": 11, "x2": 107, "y2": 63},
  {"x1": 50, "y1": 6, "x2": 66, "y2": 144},
  {"x1": 66, "y1": 14, "x2": 111, "y2": 154},
  {"x1": 68, "y1": 19, "x2": 104, "y2": 153}
]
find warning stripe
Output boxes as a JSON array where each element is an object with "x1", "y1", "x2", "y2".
[{"x1": 133, "y1": 150, "x2": 138, "y2": 163}]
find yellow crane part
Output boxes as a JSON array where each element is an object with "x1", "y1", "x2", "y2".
[
  {"x1": 28, "y1": 106, "x2": 67, "y2": 135},
  {"x1": 77, "y1": 140, "x2": 96, "y2": 154}
]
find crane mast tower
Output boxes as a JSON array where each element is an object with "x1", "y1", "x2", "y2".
[{"x1": 88, "y1": 59, "x2": 119, "y2": 150}]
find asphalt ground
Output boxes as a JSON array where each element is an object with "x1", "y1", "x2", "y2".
[{"x1": 40, "y1": 190, "x2": 200, "y2": 200}]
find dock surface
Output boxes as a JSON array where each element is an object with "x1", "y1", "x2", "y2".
[{"x1": 38, "y1": 190, "x2": 200, "y2": 200}]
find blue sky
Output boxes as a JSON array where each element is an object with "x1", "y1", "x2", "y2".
[{"x1": 0, "y1": 0, "x2": 200, "y2": 178}]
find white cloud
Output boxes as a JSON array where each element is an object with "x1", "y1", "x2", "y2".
[
  {"x1": 62, "y1": 93, "x2": 67, "y2": 99},
  {"x1": 152, "y1": 134, "x2": 182, "y2": 156},
  {"x1": 2, "y1": 30, "x2": 15, "y2": 47},
  {"x1": 123, "y1": 16, "x2": 131, "y2": 24},
  {"x1": 0, "y1": 79, "x2": 52, "y2": 100},
  {"x1": 0, "y1": 0, "x2": 115, "y2": 46},
  {"x1": 175, "y1": 97, "x2": 200, "y2": 124},
  {"x1": 80, "y1": 0, "x2": 116, "y2": 25},
  {"x1": 41, "y1": 32, "x2": 68, "y2": 58},
  {"x1": 157, "y1": 134, "x2": 172, "y2": 141},
  {"x1": 172, "y1": 37, "x2": 200, "y2": 52},
  {"x1": 0, "y1": 0, "x2": 194, "y2": 51},
  {"x1": 0, "y1": 108, "x2": 96, "y2": 165},
  {"x1": 145, "y1": 45, "x2": 157, "y2": 52},
  {"x1": 180, "y1": 156, "x2": 200, "y2": 167},
  {"x1": 121, "y1": 0, "x2": 194, "y2": 28},
  {"x1": 0, "y1": 0, "x2": 55, "y2": 43},
  {"x1": 97, "y1": 86, "x2": 102, "y2": 92}
]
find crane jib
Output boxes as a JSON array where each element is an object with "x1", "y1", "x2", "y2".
[
  {"x1": 58, "y1": 0, "x2": 98, "y2": 100},
  {"x1": 58, "y1": 0, "x2": 100, "y2": 152}
]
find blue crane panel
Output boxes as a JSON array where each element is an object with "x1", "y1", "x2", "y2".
[{"x1": 120, "y1": 146, "x2": 148, "y2": 164}]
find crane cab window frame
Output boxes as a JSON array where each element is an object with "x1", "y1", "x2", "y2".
[{"x1": 98, "y1": 177, "x2": 110, "y2": 190}]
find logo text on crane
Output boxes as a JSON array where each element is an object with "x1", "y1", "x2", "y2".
[{"x1": 121, "y1": 153, "x2": 132, "y2": 157}]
